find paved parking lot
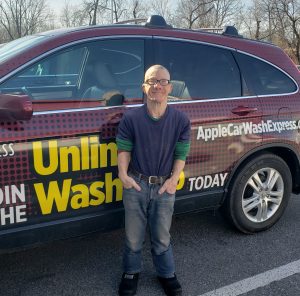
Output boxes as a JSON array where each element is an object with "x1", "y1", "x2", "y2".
[{"x1": 0, "y1": 195, "x2": 299, "y2": 296}]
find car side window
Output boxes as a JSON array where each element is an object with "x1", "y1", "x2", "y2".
[
  {"x1": 235, "y1": 52, "x2": 297, "y2": 95},
  {"x1": 0, "y1": 38, "x2": 144, "y2": 106},
  {"x1": 79, "y1": 39, "x2": 144, "y2": 105},
  {"x1": 0, "y1": 47, "x2": 87, "y2": 100},
  {"x1": 155, "y1": 40, "x2": 241, "y2": 100}
]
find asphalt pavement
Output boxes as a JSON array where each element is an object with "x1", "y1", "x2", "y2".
[{"x1": 0, "y1": 195, "x2": 299, "y2": 296}]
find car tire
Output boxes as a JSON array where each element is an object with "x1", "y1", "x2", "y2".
[{"x1": 223, "y1": 153, "x2": 292, "y2": 233}]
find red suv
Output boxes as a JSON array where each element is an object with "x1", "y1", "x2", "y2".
[{"x1": 0, "y1": 15, "x2": 299, "y2": 249}]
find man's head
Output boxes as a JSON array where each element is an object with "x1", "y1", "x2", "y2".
[{"x1": 142, "y1": 65, "x2": 172, "y2": 103}]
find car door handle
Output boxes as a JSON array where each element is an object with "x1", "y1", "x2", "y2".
[{"x1": 231, "y1": 106, "x2": 258, "y2": 115}]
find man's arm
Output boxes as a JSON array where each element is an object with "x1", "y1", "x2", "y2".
[
  {"x1": 158, "y1": 159, "x2": 185, "y2": 195},
  {"x1": 118, "y1": 150, "x2": 141, "y2": 191}
]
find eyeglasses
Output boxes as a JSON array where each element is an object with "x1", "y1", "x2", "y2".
[{"x1": 145, "y1": 79, "x2": 170, "y2": 86}]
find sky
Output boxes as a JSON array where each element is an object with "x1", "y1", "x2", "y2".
[
  {"x1": 49, "y1": 0, "x2": 81, "y2": 12},
  {"x1": 49, "y1": 0, "x2": 182, "y2": 13}
]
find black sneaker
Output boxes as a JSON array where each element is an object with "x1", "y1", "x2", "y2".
[
  {"x1": 118, "y1": 273, "x2": 139, "y2": 296},
  {"x1": 157, "y1": 274, "x2": 182, "y2": 296}
]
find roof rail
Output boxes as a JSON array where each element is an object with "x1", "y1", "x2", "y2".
[
  {"x1": 222, "y1": 26, "x2": 243, "y2": 38},
  {"x1": 115, "y1": 18, "x2": 147, "y2": 24},
  {"x1": 145, "y1": 15, "x2": 172, "y2": 29},
  {"x1": 199, "y1": 27, "x2": 223, "y2": 33}
]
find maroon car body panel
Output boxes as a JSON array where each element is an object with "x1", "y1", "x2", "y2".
[{"x1": 0, "y1": 21, "x2": 299, "y2": 249}]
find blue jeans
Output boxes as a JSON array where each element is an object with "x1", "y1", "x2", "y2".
[{"x1": 122, "y1": 174, "x2": 176, "y2": 278}]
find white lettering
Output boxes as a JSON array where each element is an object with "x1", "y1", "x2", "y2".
[
  {"x1": 0, "y1": 143, "x2": 14, "y2": 158},
  {"x1": 189, "y1": 173, "x2": 228, "y2": 191},
  {"x1": 196, "y1": 120, "x2": 300, "y2": 142},
  {"x1": 195, "y1": 177, "x2": 204, "y2": 190},
  {"x1": 0, "y1": 184, "x2": 26, "y2": 205},
  {"x1": 197, "y1": 127, "x2": 205, "y2": 141},
  {"x1": 16, "y1": 205, "x2": 27, "y2": 223},
  {"x1": 220, "y1": 173, "x2": 228, "y2": 186},
  {"x1": 0, "y1": 206, "x2": 14, "y2": 225},
  {"x1": 11, "y1": 184, "x2": 25, "y2": 203},
  {"x1": 204, "y1": 175, "x2": 213, "y2": 188},
  {"x1": 0, "y1": 205, "x2": 27, "y2": 225},
  {"x1": 189, "y1": 177, "x2": 196, "y2": 191}
]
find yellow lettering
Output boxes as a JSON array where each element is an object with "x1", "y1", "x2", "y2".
[
  {"x1": 90, "y1": 136, "x2": 99, "y2": 169},
  {"x1": 34, "y1": 179, "x2": 71, "y2": 214},
  {"x1": 71, "y1": 184, "x2": 89, "y2": 209},
  {"x1": 176, "y1": 171, "x2": 185, "y2": 190},
  {"x1": 60, "y1": 146, "x2": 80, "y2": 173},
  {"x1": 105, "y1": 173, "x2": 123, "y2": 202},
  {"x1": 89, "y1": 181, "x2": 105, "y2": 206},
  {"x1": 33, "y1": 141, "x2": 58, "y2": 175},
  {"x1": 100, "y1": 143, "x2": 117, "y2": 168},
  {"x1": 81, "y1": 137, "x2": 90, "y2": 170}
]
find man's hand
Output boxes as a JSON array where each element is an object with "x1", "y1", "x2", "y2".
[
  {"x1": 159, "y1": 159, "x2": 185, "y2": 195},
  {"x1": 118, "y1": 151, "x2": 141, "y2": 191},
  {"x1": 119, "y1": 173, "x2": 141, "y2": 191},
  {"x1": 158, "y1": 177, "x2": 178, "y2": 195}
]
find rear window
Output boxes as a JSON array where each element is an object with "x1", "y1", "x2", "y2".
[{"x1": 235, "y1": 52, "x2": 297, "y2": 95}]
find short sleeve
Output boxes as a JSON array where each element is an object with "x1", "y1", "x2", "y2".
[
  {"x1": 116, "y1": 113, "x2": 134, "y2": 151},
  {"x1": 178, "y1": 113, "x2": 191, "y2": 143}
]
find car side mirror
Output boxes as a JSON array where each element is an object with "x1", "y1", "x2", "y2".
[{"x1": 0, "y1": 93, "x2": 33, "y2": 121}]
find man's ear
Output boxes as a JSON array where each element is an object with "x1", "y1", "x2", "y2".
[{"x1": 141, "y1": 83, "x2": 146, "y2": 93}]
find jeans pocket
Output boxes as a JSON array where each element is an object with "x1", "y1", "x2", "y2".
[{"x1": 160, "y1": 191, "x2": 175, "y2": 202}]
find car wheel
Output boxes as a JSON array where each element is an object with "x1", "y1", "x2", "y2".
[{"x1": 224, "y1": 153, "x2": 292, "y2": 233}]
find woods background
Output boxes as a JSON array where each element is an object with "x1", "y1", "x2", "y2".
[{"x1": 1, "y1": 0, "x2": 300, "y2": 63}]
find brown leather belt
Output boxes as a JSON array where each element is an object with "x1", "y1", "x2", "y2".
[{"x1": 129, "y1": 168, "x2": 169, "y2": 185}]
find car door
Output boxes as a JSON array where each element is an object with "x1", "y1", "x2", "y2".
[
  {"x1": 154, "y1": 38, "x2": 263, "y2": 211},
  {"x1": 0, "y1": 37, "x2": 146, "y2": 247}
]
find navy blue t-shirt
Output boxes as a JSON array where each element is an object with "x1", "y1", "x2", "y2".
[{"x1": 116, "y1": 104, "x2": 190, "y2": 176}]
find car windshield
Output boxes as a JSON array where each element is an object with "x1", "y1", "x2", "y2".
[{"x1": 0, "y1": 35, "x2": 47, "y2": 63}]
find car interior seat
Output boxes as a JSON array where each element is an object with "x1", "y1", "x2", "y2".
[
  {"x1": 169, "y1": 80, "x2": 191, "y2": 100},
  {"x1": 81, "y1": 62, "x2": 124, "y2": 105}
]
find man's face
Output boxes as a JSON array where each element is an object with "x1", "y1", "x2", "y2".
[{"x1": 142, "y1": 68, "x2": 172, "y2": 103}]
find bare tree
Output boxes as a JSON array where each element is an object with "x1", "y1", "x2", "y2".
[
  {"x1": 60, "y1": 0, "x2": 88, "y2": 27},
  {"x1": 111, "y1": 0, "x2": 127, "y2": 23},
  {"x1": 174, "y1": 0, "x2": 211, "y2": 29},
  {"x1": 241, "y1": 0, "x2": 265, "y2": 39},
  {"x1": 0, "y1": 0, "x2": 50, "y2": 40},
  {"x1": 238, "y1": 0, "x2": 300, "y2": 63},
  {"x1": 272, "y1": 0, "x2": 300, "y2": 63},
  {"x1": 240, "y1": 0, "x2": 278, "y2": 41},
  {"x1": 211, "y1": 0, "x2": 240, "y2": 27},
  {"x1": 80, "y1": 0, "x2": 109, "y2": 25},
  {"x1": 174, "y1": 0, "x2": 238, "y2": 29},
  {"x1": 125, "y1": 0, "x2": 149, "y2": 22},
  {"x1": 150, "y1": 0, "x2": 173, "y2": 22}
]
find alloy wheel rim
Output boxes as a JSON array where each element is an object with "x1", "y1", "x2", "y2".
[{"x1": 242, "y1": 167, "x2": 284, "y2": 223}]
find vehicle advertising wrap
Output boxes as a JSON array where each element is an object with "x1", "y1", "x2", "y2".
[
  {"x1": 0, "y1": 134, "x2": 187, "y2": 228},
  {"x1": 0, "y1": 117, "x2": 298, "y2": 230},
  {"x1": 31, "y1": 135, "x2": 122, "y2": 215},
  {"x1": 0, "y1": 134, "x2": 125, "y2": 228},
  {"x1": 197, "y1": 119, "x2": 300, "y2": 142}
]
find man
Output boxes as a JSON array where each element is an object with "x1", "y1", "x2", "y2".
[{"x1": 116, "y1": 65, "x2": 190, "y2": 296}]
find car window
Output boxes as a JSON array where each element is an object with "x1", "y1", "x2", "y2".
[
  {"x1": 0, "y1": 38, "x2": 144, "y2": 106},
  {"x1": 0, "y1": 46, "x2": 87, "y2": 100},
  {"x1": 235, "y1": 52, "x2": 297, "y2": 95},
  {"x1": 80, "y1": 39, "x2": 144, "y2": 105},
  {"x1": 155, "y1": 39, "x2": 241, "y2": 100}
]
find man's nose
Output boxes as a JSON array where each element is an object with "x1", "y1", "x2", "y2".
[{"x1": 154, "y1": 82, "x2": 162, "y2": 88}]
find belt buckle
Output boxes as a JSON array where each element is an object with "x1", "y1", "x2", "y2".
[{"x1": 148, "y1": 176, "x2": 157, "y2": 184}]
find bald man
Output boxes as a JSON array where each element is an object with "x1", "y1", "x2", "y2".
[{"x1": 116, "y1": 65, "x2": 190, "y2": 296}]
